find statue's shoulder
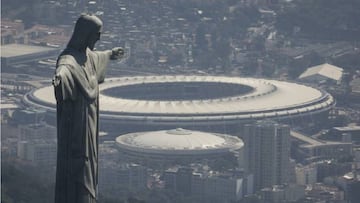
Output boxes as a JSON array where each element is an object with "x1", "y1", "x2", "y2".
[
  {"x1": 57, "y1": 54, "x2": 77, "y2": 66},
  {"x1": 53, "y1": 64, "x2": 73, "y2": 88},
  {"x1": 55, "y1": 54, "x2": 75, "y2": 78},
  {"x1": 56, "y1": 52, "x2": 81, "y2": 78}
]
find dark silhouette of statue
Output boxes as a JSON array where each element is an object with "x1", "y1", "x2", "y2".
[{"x1": 53, "y1": 14, "x2": 124, "y2": 203}]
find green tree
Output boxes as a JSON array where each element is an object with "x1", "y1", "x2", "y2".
[{"x1": 1, "y1": 160, "x2": 55, "y2": 203}]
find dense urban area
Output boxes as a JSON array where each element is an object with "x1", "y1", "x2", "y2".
[{"x1": 2, "y1": 0, "x2": 360, "y2": 202}]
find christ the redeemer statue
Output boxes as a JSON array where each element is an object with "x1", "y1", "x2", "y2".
[{"x1": 53, "y1": 14, "x2": 124, "y2": 203}]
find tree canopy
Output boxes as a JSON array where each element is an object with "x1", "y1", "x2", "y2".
[{"x1": 276, "y1": 0, "x2": 360, "y2": 41}]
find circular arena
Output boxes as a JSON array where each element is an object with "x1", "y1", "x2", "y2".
[
  {"x1": 115, "y1": 128, "x2": 244, "y2": 163},
  {"x1": 24, "y1": 75, "x2": 335, "y2": 133}
]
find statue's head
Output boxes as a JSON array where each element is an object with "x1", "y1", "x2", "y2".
[{"x1": 67, "y1": 14, "x2": 103, "y2": 51}]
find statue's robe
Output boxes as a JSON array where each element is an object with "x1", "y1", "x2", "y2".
[{"x1": 54, "y1": 48, "x2": 109, "y2": 203}]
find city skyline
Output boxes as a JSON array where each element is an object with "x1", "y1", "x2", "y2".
[{"x1": 2, "y1": 0, "x2": 360, "y2": 202}]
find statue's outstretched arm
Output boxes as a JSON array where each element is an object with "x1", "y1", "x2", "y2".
[{"x1": 93, "y1": 47, "x2": 125, "y2": 83}]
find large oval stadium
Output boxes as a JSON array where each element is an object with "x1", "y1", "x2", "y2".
[{"x1": 24, "y1": 75, "x2": 335, "y2": 133}]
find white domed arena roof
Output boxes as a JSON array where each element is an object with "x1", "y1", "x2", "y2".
[{"x1": 115, "y1": 128, "x2": 244, "y2": 155}]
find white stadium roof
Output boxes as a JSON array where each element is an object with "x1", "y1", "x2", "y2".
[{"x1": 24, "y1": 75, "x2": 335, "y2": 124}]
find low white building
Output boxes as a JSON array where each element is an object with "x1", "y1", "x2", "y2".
[
  {"x1": 298, "y1": 63, "x2": 343, "y2": 84},
  {"x1": 1, "y1": 43, "x2": 60, "y2": 68},
  {"x1": 261, "y1": 184, "x2": 305, "y2": 203},
  {"x1": 164, "y1": 167, "x2": 249, "y2": 203},
  {"x1": 296, "y1": 164, "x2": 318, "y2": 185},
  {"x1": 17, "y1": 139, "x2": 57, "y2": 168},
  {"x1": 201, "y1": 175, "x2": 243, "y2": 202},
  {"x1": 19, "y1": 123, "x2": 56, "y2": 141},
  {"x1": 99, "y1": 163, "x2": 147, "y2": 198}
]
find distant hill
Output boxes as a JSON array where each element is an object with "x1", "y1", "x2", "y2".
[{"x1": 276, "y1": 0, "x2": 360, "y2": 41}]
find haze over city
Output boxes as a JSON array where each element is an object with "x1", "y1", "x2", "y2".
[{"x1": 1, "y1": 0, "x2": 360, "y2": 203}]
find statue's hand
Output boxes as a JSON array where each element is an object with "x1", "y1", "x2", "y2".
[{"x1": 110, "y1": 47, "x2": 125, "y2": 60}]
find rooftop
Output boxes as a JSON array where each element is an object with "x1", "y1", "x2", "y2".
[
  {"x1": 1, "y1": 44, "x2": 60, "y2": 58},
  {"x1": 299, "y1": 63, "x2": 343, "y2": 81}
]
